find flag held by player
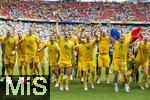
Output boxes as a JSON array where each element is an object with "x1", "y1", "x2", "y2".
[
  {"x1": 111, "y1": 27, "x2": 143, "y2": 42},
  {"x1": 130, "y1": 26, "x2": 143, "y2": 42},
  {"x1": 111, "y1": 28, "x2": 120, "y2": 40},
  {"x1": 126, "y1": 26, "x2": 143, "y2": 43}
]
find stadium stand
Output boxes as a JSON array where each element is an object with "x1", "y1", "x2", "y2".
[{"x1": 0, "y1": 1, "x2": 149, "y2": 22}]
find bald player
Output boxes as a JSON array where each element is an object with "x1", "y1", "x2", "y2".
[{"x1": 96, "y1": 29, "x2": 111, "y2": 85}]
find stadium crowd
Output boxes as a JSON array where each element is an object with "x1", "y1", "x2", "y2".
[
  {"x1": 0, "y1": 1, "x2": 149, "y2": 22},
  {"x1": 0, "y1": 20, "x2": 150, "y2": 37}
]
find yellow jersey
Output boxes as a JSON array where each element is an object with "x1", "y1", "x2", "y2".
[
  {"x1": 113, "y1": 34, "x2": 131, "y2": 60},
  {"x1": 58, "y1": 37, "x2": 74, "y2": 62},
  {"x1": 136, "y1": 42, "x2": 150, "y2": 62},
  {"x1": 113, "y1": 41, "x2": 129, "y2": 60},
  {"x1": 47, "y1": 42, "x2": 60, "y2": 62},
  {"x1": 89, "y1": 40, "x2": 96, "y2": 61},
  {"x1": 24, "y1": 35, "x2": 39, "y2": 55},
  {"x1": 75, "y1": 44, "x2": 85, "y2": 63},
  {"x1": 2, "y1": 37, "x2": 17, "y2": 56},
  {"x1": 98, "y1": 36, "x2": 110, "y2": 54},
  {"x1": 78, "y1": 40, "x2": 95, "y2": 61},
  {"x1": 17, "y1": 36, "x2": 26, "y2": 56}
]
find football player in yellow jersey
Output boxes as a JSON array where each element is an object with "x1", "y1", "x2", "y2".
[
  {"x1": 113, "y1": 35, "x2": 132, "y2": 93},
  {"x1": 75, "y1": 34, "x2": 87, "y2": 84},
  {"x1": 84, "y1": 33, "x2": 97, "y2": 90},
  {"x1": 75, "y1": 43, "x2": 84, "y2": 83},
  {"x1": 2, "y1": 29, "x2": 17, "y2": 77},
  {"x1": 69, "y1": 29, "x2": 78, "y2": 80},
  {"x1": 38, "y1": 34, "x2": 60, "y2": 87},
  {"x1": 96, "y1": 30, "x2": 111, "y2": 85},
  {"x1": 37, "y1": 36, "x2": 46, "y2": 76},
  {"x1": 24, "y1": 28, "x2": 40, "y2": 78},
  {"x1": 76, "y1": 29, "x2": 97, "y2": 91},
  {"x1": 56, "y1": 21, "x2": 74, "y2": 91},
  {"x1": 48, "y1": 35, "x2": 60, "y2": 87},
  {"x1": 121, "y1": 49, "x2": 136, "y2": 89},
  {"x1": 17, "y1": 32, "x2": 27, "y2": 77},
  {"x1": 134, "y1": 36, "x2": 150, "y2": 89}
]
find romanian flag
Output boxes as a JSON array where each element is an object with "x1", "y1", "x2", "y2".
[{"x1": 111, "y1": 27, "x2": 143, "y2": 42}]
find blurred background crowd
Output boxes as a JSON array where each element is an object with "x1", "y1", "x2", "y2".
[
  {"x1": 0, "y1": 0, "x2": 149, "y2": 22},
  {"x1": 0, "y1": 20, "x2": 149, "y2": 40}
]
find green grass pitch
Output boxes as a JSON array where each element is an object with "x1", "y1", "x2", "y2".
[{"x1": 50, "y1": 72, "x2": 150, "y2": 100}]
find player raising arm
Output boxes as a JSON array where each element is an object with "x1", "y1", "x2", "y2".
[
  {"x1": 112, "y1": 34, "x2": 134, "y2": 93},
  {"x1": 56, "y1": 20, "x2": 75, "y2": 91},
  {"x1": 94, "y1": 24, "x2": 112, "y2": 85}
]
